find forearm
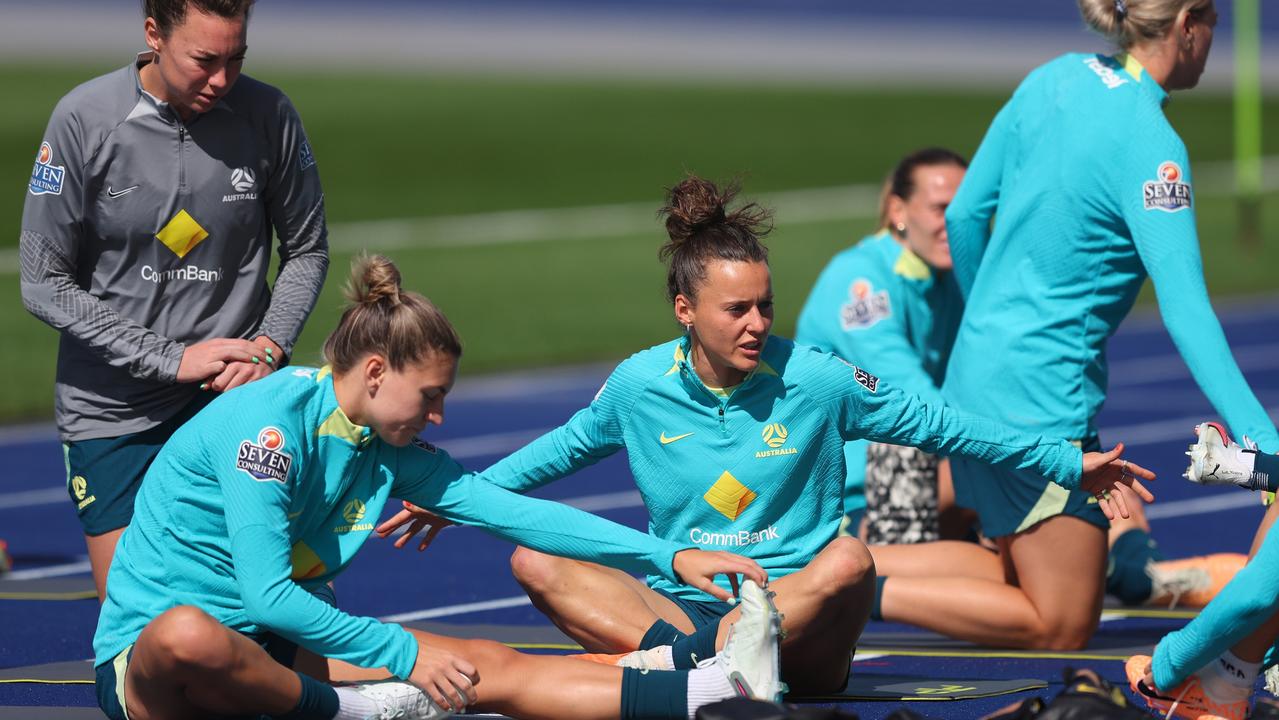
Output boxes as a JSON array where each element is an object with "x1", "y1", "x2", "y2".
[
  {"x1": 231, "y1": 524, "x2": 419, "y2": 678},
  {"x1": 20, "y1": 229, "x2": 184, "y2": 382},
  {"x1": 416, "y1": 473, "x2": 683, "y2": 582},
  {"x1": 1152, "y1": 529, "x2": 1279, "y2": 688},
  {"x1": 256, "y1": 220, "x2": 328, "y2": 358},
  {"x1": 482, "y1": 415, "x2": 614, "y2": 492}
]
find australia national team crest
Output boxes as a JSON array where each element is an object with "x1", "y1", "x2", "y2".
[
  {"x1": 29, "y1": 141, "x2": 66, "y2": 196},
  {"x1": 840, "y1": 278, "x2": 891, "y2": 331},
  {"x1": 1143, "y1": 161, "x2": 1191, "y2": 212},
  {"x1": 237, "y1": 426, "x2": 293, "y2": 482}
]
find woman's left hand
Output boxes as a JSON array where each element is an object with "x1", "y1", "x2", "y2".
[
  {"x1": 1081, "y1": 442, "x2": 1156, "y2": 519},
  {"x1": 375, "y1": 500, "x2": 456, "y2": 551}
]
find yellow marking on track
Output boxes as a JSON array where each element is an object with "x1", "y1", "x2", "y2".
[
  {"x1": 0, "y1": 590, "x2": 97, "y2": 601},
  {"x1": 862, "y1": 648, "x2": 1129, "y2": 662}
]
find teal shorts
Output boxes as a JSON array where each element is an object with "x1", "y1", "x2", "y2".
[
  {"x1": 64, "y1": 392, "x2": 214, "y2": 536},
  {"x1": 94, "y1": 585, "x2": 336, "y2": 720},
  {"x1": 951, "y1": 435, "x2": 1107, "y2": 539},
  {"x1": 654, "y1": 588, "x2": 734, "y2": 630}
]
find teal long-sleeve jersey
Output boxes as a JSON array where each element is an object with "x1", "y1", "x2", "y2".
[
  {"x1": 93, "y1": 367, "x2": 689, "y2": 677},
  {"x1": 795, "y1": 232, "x2": 964, "y2": 511},
  {"x1": 481, "y1": 334, "x2": 1082, "y2": 601},
  {"x1": 943, "y1": 53, "x2": 1278, "y2": 449}
]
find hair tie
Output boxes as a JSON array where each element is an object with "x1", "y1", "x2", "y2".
[{"x1": 1114, "y1": 0, "x2": 1128, "y2": 21}]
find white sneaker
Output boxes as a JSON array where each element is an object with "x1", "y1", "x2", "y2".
[
  {"x1": 714, "y1": 580, "x2": 785, "y2": 702},
  {"x1": 1186, "y1": 422, "x2": 1261, "y2": 490},
  {"x1": 351, "y1": 680, "x2": 453, "y2": 720}
]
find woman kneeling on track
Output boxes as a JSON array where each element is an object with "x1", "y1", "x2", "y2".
[
  {"x1": 383, "y1": 175, "x2": 1152, "y2": 695},
  {"x1": 868, "y1": 0, "x2": 1277, "y2": 652},
  {"x1": 91, "y1": 254, "x2": 786, "y2": 720}
]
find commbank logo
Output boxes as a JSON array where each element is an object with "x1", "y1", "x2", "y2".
[
  {"x1": 703, "y1": 471, "x2": 757, "y2": 521},
  {"x1": 155, "y1": 209, "x2": 209, "y2": 258}
]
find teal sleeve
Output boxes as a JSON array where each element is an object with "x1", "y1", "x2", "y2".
[
  {"x1": 213, "y1": 425, "x2": 419, "y2": 679},
  {"x1": 482, "y1": 366, "x2": 632, "y2": 492},
  {"x1": 946, "y1": 95, "x2": 1018, "y2": 298},
  {"x1": 806, "y1": 353, "x2": 1082, "y2": 489},
  {"x1": 1152, "y1": 529, "x2": 1279, "y2": 688},
  {"x1": 395, "y1": 446, "x2": 685, "y2": 583},
  {"x1": 801, "y1": 255, "x2": 944, "y2": 405},
  {"x1": 1123, "y1": 148, "x2": 1279, "y2": 451}
]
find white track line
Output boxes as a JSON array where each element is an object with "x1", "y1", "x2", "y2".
[
  {"x1": 380, "y1": 595, "x2": 533, "y2": 623},
  {"x1": 5, "y1": 559, "x2": 92, "y2": 581}
]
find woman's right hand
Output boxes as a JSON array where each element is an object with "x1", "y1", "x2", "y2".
[
  {"x1": 409, "y1": 641, "x2": 480, "y2": 712},
  {"x1": 672, "y1": 548, "x2": 769, "y2": 601},
  {"x1": 177, "y1": 338, "x2": 263, "y2": 383}
]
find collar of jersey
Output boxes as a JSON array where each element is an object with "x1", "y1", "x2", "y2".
[
  {"x1": 668, "y1": 336, "x2": 778, "y2": 400},
  {"x1": 892, "y1": 244, "x2": 933, "y2": 283},
  {"x1": 1114, "y1": 53, "x2": 1171, "y2": 107},
  {"x1": 315, "y1": 368, "x2": 374, "y2": 448}
]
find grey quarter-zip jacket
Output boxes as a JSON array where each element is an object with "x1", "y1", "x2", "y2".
[{"x1": 20, "y1": 53, "x2": 329, "y2": 441}]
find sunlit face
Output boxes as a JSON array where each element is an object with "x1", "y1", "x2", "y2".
[
  {"x1": 141, "y1": 6, "x2": 248, "y2": 121},
  {"x1": 1168, "y1": 1, "x2": 1217, "y2": 90},
  {"x1": 675, "y1": 260, "x2": 774, "y2": 388},
  {"x1": 361, "y1": 353, "x2": 458, "y2": 447},
  {"x1": 887, "y1": 163, "x2": 965, "y2": 271}
]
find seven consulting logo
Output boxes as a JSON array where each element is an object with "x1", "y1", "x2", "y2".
[
  {"x1": 29, "y1": 142, "x2": 65, "y2": 196},
  {"x1": 840, "y1": 278, "x2": 890, "y2": 331},
  {"x1": 237, "y1": 427, "x2": 293, "y2": 483},
  {"x1": 1143, "y1": 161, "x2": 1192, "y2": 212}
]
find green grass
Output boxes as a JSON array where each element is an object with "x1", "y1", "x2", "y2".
[{"x1": 2, "y1": 63, "x2": 1277, "y2": 423}]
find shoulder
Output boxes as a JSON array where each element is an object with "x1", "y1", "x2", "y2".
[
  {"x1": 773, "y1": 337, "x2": 879, "y2": 394},
  {"x1": 224, "y1": 73, "x2": 297, "y2": 118},
  {"x1": 42, "y1": 65, "x2": 138, "y2": 150},
  {"x1": 206, "y1": 368, "x2": 326, "y2": 435}
]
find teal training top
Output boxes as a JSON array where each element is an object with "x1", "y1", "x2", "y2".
[
  {"x1": 795, "y1": 232, "x2": 964, "y2": 511},
  {"x1": 93, "y1": 367, "x2": 689, "y2": 677},
  {"x1": 482, "y1": 334, "x2": 1082, "y2": 601},
  {"x1": 943, "y1": 53, "x2": 1279, "y2": 449}
]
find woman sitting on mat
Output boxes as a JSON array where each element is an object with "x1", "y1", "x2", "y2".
[
  {"x1": 384, "y1": 174, "x2": 1154, "y2": 695},
  {"x1": 91, "y1": 254, "x2": 784, "y2": 720}
]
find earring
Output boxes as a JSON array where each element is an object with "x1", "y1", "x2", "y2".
[
  {"x1": 684, "y1": 323, "x2": 693, "y2": 334},
  {"x1": 895, "y1": 223, "x2": 907, "y2": 237}
]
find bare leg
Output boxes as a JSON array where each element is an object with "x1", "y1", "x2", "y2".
[
  {"x1": 869, "y1": 539, "x2": 1003, "y2": 582},
  {"x1": 510, "y1": 548, "x2": 696, "y2": 651},
  {"x1": 1250, "y1": 503, "x2": 1279, "y2": 559},
  {"x1": 1106, "y1": 485, "x2": 1151, "y2": 547},
  {"x1": 711, "y1": 536, "x2": 875, "y2": 694},
  {"x1": 879, "y1": 515, "x2": 1106, "y2": 649},
  {"x1": 412, "y1": 630, "x2": 626, "y2": 720},
  {"x1": 124, "y1": 606, "x2": 301, "y2": 720},
  {"x1": 935, "y1": 459, "x2": 978, "y2": 541},
  {"x1": 515, "y1": 537, "x2": 875, "y2": 694},
  {"x1": 86, "y1": 528, "x2": 125, "y2": 602},
  {"x1": 1230, "y1": 606, "x2": 1279, "y2": 663}
]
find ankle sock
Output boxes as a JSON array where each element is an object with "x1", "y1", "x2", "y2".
[
  {"x1": 671, "y1": 623, "x2": 720, "y2": 670},
  {"x1": 870, "y1": 576, "x2": 888, "y2": 621},
  {"x1": 277, "y1": 672, "x2": 340, "y2": 720},
  {"x1": 641, "y1": 619, "x2": 688, "y2": 650},
  {"x1": 686, "y1": 661, "x2": 736, "y2": 719},
  {"x1": 1106, "y1": 528, "x2": 1162, "y2": 605},
  {"x1": 1201, "y1": 650, "x2": 1259, "y2": 702},
  {"x1": 620, "y1": 666, "x2": 690, "y2": 720}
]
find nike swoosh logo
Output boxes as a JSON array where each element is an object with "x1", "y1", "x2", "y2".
[
  {"x1": 660, "y1": 432, "x2": 694, "y2": 445},
  {"x1": 106, "y1": 185, "x2": 139, "y2": 198}
]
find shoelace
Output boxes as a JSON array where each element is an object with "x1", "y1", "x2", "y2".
[{"x1": 1165, "y1": 680, "x2": 1193, "y2": 719}]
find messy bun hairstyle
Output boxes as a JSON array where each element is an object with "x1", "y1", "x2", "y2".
[
  {"x1": 658, "y1": 176, "x2": 774, "y2": 303},
  {"x1": 1077, "y1": 0, "x2": 1206, "y2": 50},
  {"x1": 323, "y1": 254, "x2": 462, "y2": 374}
]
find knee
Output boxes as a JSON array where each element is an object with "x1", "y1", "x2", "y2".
[
  {"x1": 811, "y1": 537, "x2": 876, "y2": 595},
  {"x1": 1026, "y1": 616, "x2": 1097, "y2": 651},
  {"x1": 509, "y1": 547, "x2": 564, "y2": 595},
  {"x1": 146, "y1": 606, "x2": 236, "y2": 675}
]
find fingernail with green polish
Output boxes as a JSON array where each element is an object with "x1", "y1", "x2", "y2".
[
  {"x1": 252, "y1": 356, "x2": 260, "y2": 364},
  {"x1": 264, "y1": 347, "x2": 274, "y2": 355},
  {"x1": 200, "y1": 383, "x2": 208, "y2": 390}
]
